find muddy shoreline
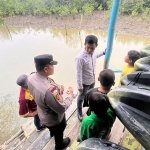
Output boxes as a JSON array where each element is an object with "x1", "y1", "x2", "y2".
[{"x1": 5, "y1": 11, "x2": 150, "y2": 38}]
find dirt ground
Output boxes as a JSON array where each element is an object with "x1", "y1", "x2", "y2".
[{"x1": 5, "y1": 11, "x2": 150, "y2": 38}]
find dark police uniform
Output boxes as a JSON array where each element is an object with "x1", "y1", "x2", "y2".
[{"x1": 28, "y1": 54, "x2": 73, "y2": 150}]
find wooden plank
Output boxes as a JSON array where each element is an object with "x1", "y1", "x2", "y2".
[
  {"x1": 27, "y1": 129, "x2": 50, "y2": 150},
  {"x1": 67, "y1": 120, "x2": 81, "y2": 150},
  {"x1": 1, "y1": 118, "x2": 33, "y2": 147},
  {"x1": 43, "y1": 110, "x2": 79, "y2": 150},
  {"x1": 15, "y1": 129, "x2": 45, "y2": 150},
  {"x1": 65, "y1": 98, "x2": 77, "y2": 120},
  {"x1": 69, "y1": 140, "x2": 79, "y2": 150},
  {"x1": 1, "y1": 118, "x2": 36, "y2": 150},
  {"x1": 12, "y1": 126, "x2": 36, "y2": 150},
  {"x1": 43, "y1": 107, "x2": 88, "y2": 150},
  {"x1": 1, "y1": 97, "x2": 78, "y2": 150},
  {"x1": 27, "y1": 98, "x2": 78, "y2": 150},
  {"x1": 68, "y1": 108, "x2": 88, "y2": 150},
  {"x1": 109, "y1": 117, "x2": 124, "y2": 144},
  {"x1": 1, "y1": 130, "x2": 24, "y2": 150}
]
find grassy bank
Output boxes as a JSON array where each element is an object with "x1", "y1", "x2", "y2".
[{"x1": 0, "y1": 0, "x2": 150, "y2": 24}]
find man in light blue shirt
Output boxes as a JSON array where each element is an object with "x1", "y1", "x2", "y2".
[{"x1": 75, "y1": 35, "x2": 105, "y2": 121}]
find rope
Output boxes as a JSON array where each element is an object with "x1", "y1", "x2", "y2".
[{"x1": 127, "y1": 71, "x2": 144, "y2": 86}]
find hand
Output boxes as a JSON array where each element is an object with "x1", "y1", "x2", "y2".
[
  {"x1": 78, "y1": 89, "x2": 83, "y2": 93},
  {"x1": 28, "y1": 110, "x2": 37, "y2": 117},
  {"x1": 60, "y1": 85, "x2": 64, "y2": 95},
  {"x1": 66, "y1": 87, "x2": 73, "y2": 95},
  {"x1": 103, "y1": 48, "x2": 106, "y2": 55}
]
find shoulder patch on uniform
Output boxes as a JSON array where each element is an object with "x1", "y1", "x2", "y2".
[{"x1": 50, "y1": 87, "x2": 60, "y2": 101}]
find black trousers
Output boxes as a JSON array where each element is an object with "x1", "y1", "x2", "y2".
[
  {"x1": 46, "y1": 115, "x2": 67, "y2": 147},
  {"x1": 77, "y1": 82, "x2": 95, "y2": 109},
  {"x1": 34, "y1": 114, "x2": 42, "y2": 129}
]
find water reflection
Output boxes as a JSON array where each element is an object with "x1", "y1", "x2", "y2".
[
  {"x1": 0, "y1": 27, "x2": 150, "y2": 46},
  {"x1": 0, "y1": 97, "x2": 21, "y2": 144},
  {"x1": 0, "y1": 27, "x2": 150, "y2": 144}
]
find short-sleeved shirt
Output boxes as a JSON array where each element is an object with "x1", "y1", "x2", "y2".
[
  {"x1": 18, "y1": 87, "x2": 37, "y2": 117},
  {"x1": 122, "y1": 64, "x2": 135, "y2": 76},
  {"x1": 83, "y1": 87, "x2": 110, "y2": 116},
  {"x1": 119, "y1": 64, "x2": 135, "y2": 85},
  {"x1": 83, "y1": 88, "x2": 100, "y2": 107},
  {"x1": 80, "y1": 109, "x2": 116, "y2": 141}
]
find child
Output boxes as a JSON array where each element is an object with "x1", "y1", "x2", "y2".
[
  {"x1": 77, "y1": 69, "x2": 116, "y2": 142},
  {"x1": 118, "y1": 50, "x2": 141, "y2": 86},
  {"x1": 16, "y1": 74, "x2": 45, "y2": 131},
  {"x1": 75, "y1": 35, "x2": 105, "y2": 122},
  {"x1": 122, "y1": 50, "x2": 141, "y2": 76},
  {"x1": 77, "y1": 91, "x2": 116, "y2": 142},
  {"x1": 120, "y1": 50, "x2": 143, "y2": 149},
  {"x1": 83, "y1": 69, "x2": 115, "y2": 116}
]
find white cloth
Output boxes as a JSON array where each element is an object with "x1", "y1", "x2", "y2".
[{"x1": 75, "y1": 49, "x2": 104, "y2": 89}]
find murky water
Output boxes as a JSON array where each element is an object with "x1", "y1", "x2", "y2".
[{"x1": 0, "y1": 27, "x2": 150, "y2": 144}]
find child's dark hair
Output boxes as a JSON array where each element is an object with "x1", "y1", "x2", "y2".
[
  {"x1": 89, "y1": 92, "x2": 109, "y2": 117},
  {"x1": 128, "y1": 50, "x2": 141, "y2": 66},
  {"x1": 85, "y1": 35, "x2": 98, "y2": 45},
  {"x1": 99, "y1": 69, "x2": 115, "y2": 87}
]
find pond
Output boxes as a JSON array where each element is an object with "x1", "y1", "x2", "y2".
[{"x1": 0, "y1": 27, "x2": 150, "y2": 144}]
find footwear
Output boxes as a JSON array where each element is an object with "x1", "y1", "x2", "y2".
[
  {"x1": 55, "y1": 137, "x2": 71, "y2": 150},
  {"x1": 36, "y1": 125, "x2": 46, "y2": 132},
  {"x1": 77, "y1": 108, "x2": 83, "y2": 122}
]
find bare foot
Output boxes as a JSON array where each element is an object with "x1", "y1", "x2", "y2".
[
  {"x1": 76, "y1": 135, "x2": 81, "y2": 142},
  {"x1": 107, "y1": 133, "x2": 111, "y2": 140}
]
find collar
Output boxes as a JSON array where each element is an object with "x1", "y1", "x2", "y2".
[
  {"x1": 90, "y1": 112, "x2": 102, "y2": 122},
  {"x1": 83, "y1": 49, "x2": 88, "y2": 54},
  {"x1": 36, "y1": 73, "x2": 48, "y2": 80},
  {"x1": 83, "y1": 49, "x2": 93, "y2": 55}
]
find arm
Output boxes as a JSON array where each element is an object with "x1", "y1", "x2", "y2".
[
  {"x1": 96, "y1": 49, "x2": 106, "y2": 58},
  {"x1": 107, "y1": 108, "x2": 116, "y2": 125},
  {"x1": 101, "y1": 108, "x2": 116, "y2": 139},
  {"x1": 83, "y1": 89, "x2": 92, "y2": 107},
  {"x1": 76, "y1": 58, "x2": 83, "y2": 91},
  {"x1": 45, "y1": 87, "x2": 73, "y2": 114},
  {"x1": 19, "y1": 100, "x2": 37, "y2": 117},
  {"x1": 83, "y1": 88, "x2": 97, "y2": 107},
  {"x1": 80, "y1": 122, "x2": 94, "y2": 141},
  {"x1": 26, "y1": 110, "x2": 37, "y2": 117}
]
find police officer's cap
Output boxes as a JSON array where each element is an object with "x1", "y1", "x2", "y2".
[
  {"x1": 16, "y1": 74, "x2": 28, "y2": 87},
  {"x1": 34, "y1": 54, "x2": 57, "y2": 67}
]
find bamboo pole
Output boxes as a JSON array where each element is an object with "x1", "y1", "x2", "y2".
[
  {"x1": 79, "y1": 14, "x2": 83, "y2": 35},
  {"x1": 104, "y1": 0, "x2": 122, "y2": 69}
]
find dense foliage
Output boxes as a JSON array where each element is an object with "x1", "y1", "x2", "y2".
[{"x1": 0, "y1": 0, "x2": 150, "y2": 24}]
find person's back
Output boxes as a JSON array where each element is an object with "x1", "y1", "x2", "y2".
[
  {"x1": 19, "y1": 87, "x2": 37, "y2": 117},
  {"x1": 79, "y1": 92, "x2": 115, "y2": 142},
  {"x1": 83, "y1": 69, "x2": 115, "y2": 115}
]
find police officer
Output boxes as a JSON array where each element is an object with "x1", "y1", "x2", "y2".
[{"x1": 28, "y1": 54, "x2": 74, "y2": 150}]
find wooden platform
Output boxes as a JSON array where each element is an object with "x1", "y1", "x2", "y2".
[{"x1": 0, "y1": 98, "x2": 125, "y2": 150}]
